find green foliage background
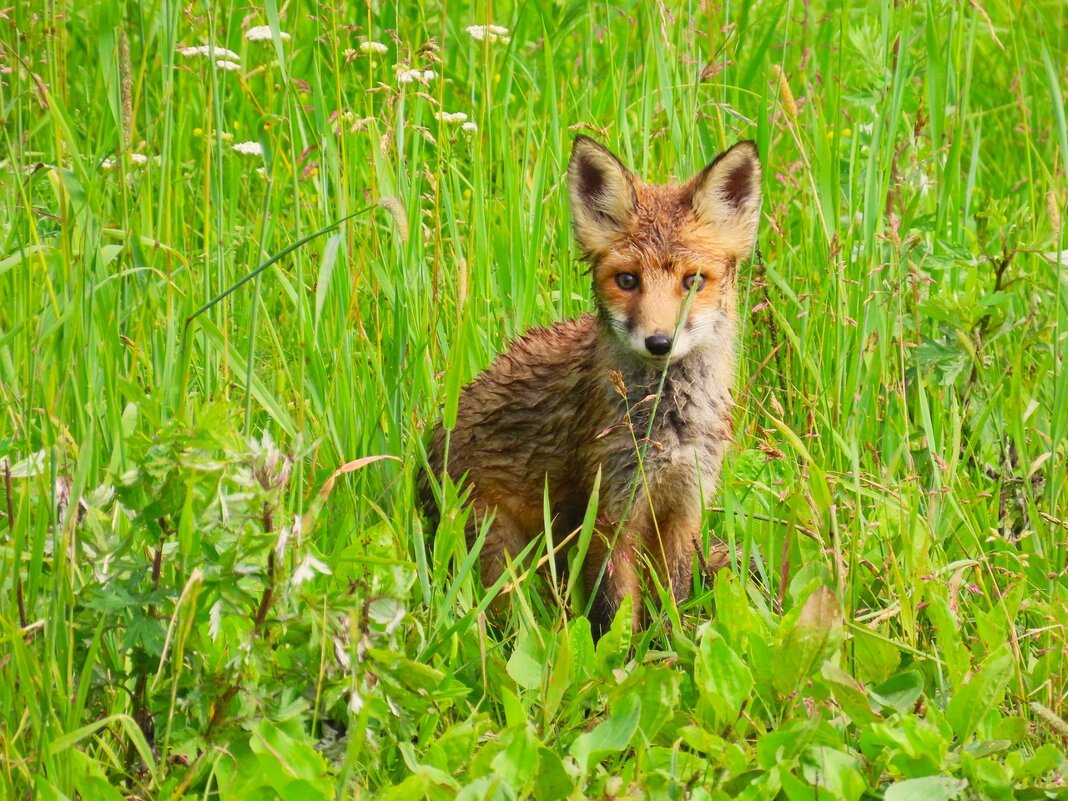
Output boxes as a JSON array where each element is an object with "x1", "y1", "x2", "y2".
[{"x1": 0, "y1": 0, "x2": 1066, "y2": 798}]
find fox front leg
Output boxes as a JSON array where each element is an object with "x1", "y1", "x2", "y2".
[
  {"x1": 470, "y1": 500, "x2": 537, "y2": 593},
  {"x1": 646, "y1": 511, "x2": 702, "y2": 605},
  {"x1": 583, "y1": 520, "x2": 643, "y2": 640}
]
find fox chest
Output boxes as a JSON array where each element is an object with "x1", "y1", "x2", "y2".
[{"x1": 582, "y1": 371, "x2": 731, "y2": 516}]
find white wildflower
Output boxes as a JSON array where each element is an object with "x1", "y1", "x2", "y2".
[
  {"x1": 385, "y1": 604, "x2": 405, "y2": 635},
  {"x1": 100, "y1": 152, "x2": 156, "y2": 171},
  {"x1": 291, "y1": 514, "x2": 303, "y2": 546},
  {"x1": 461, "y1": 121, "x2": 478, "y2": 133},
  {"x1": 466, "y1": 24, "x2": 511, "y2": 44},
  {"x1": 85, "y1": 484, "x2": 116, "y2": 509},
  {"x1": 349, "y1": 688, "x2": 364, "y2": 714},
  {"x1": 215, "y1": 59, "x2": 241, "y2": 72},
  {"x1": 358, "y1": 40, "x2": 388, "y2": 55},
  {"x1": 334, "y1": 638, "x2": 351, "y2": 670},
  {"x1": 292, "y1": 555, "x2": 332, "y2": 587},
  {"x1": 395, "y1": 67, "x2": 436, "y2": 85},
  {"x1": 232, "y1": 141, "x2": 264, "y2": 157},
  {"x1": 209, "y1": 600, "x2": 223, "y2": 640},
  {"x1": 246, "y1": 25, "x2": 291, "y2": 43},
  {"x1": 434, "y1": 110, "x2": 468, "y2": 124},
  {"x1": 274, "y1": 515, "x2": 302, "y2": 556},
  {"x1": 7, "y1": 450, "x2": 46, "y2": 478},
  {"x1": 177, "y1": 44, "x2": 241, "y2": 61}
]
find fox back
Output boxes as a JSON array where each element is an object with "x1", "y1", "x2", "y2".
[{"x1": 423, "y1": 136, "x2": 762, "y2": 637}]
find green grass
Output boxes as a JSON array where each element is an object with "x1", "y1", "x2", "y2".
[{"x1": 1, "y1": 0, "x2": 1067, "y2": 798}]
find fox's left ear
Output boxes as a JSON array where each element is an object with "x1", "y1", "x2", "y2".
[{"x1": 690, "y1": 140, "x2": 763, "y2": 256}]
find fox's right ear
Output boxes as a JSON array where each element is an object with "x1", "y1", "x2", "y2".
[{"x1": 567, "y1": 136, "x2": 636, "y2": 259}]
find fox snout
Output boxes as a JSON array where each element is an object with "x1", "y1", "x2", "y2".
[
  {"x1": 630, "y1": 292, "x2": 686, "y2": 359},
  {"x1": 644, "y1": 333, "x2": 672, "y2": 356}
]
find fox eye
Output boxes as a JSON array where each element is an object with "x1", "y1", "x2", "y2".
[
  {"x1": 615, "y1": 272, "x2": 639, "y2": 291},
  {"x1": 682, "y1": 274, "x2": 706, "y2": 292}
]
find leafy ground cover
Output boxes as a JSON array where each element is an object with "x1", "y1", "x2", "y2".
[{"x1": 1, "y1": 0, "x2": 1066, "y2": 798}]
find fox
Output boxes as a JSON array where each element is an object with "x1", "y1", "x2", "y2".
[{"x1": 422, "y1": 136, "x2": 762, "y2": 638}]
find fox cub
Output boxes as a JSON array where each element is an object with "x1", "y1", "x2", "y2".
[{"x1": 424, "y1": 136, "x2": 762, "y2": 638}]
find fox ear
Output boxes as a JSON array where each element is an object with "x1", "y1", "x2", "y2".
[
  {"x1": 568, "y1": 136, "x2": 637, "y2": 258},
  {"x1": 690, "y1": 140, "x2": 762, "y2": 256}
]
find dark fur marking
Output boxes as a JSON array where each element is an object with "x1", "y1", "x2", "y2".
[
  {"x1": 723, "y1": 256, "x2": 738, "y2": 282},
  {"x1": 723, "y1": 163, "x2": 753, "y2": 207},
  {"x1": 577, "y1": 156, "x2": 605, "y2": 201},
  {"x1": 667, "y1": 408, "x2": 687, "y2": 436},
  {"x1": 587, "y1": 588, "x2": 617, "y2": 642}
]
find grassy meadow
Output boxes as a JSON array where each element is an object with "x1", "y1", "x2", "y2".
[{"x1": 2, "y1": 0, "x2": 1067, "y2": 797}]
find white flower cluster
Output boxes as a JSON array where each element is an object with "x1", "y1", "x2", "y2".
[
  {"x1": 246, "y1": 25, "x2": 291, "y2": 42},
  {"x1": 396, "y1": 67, "x2": 436, "y2": 85},
  {"x1": 177, "y1": 44, "x2": 240, "y2": 60},
  {"x1": 434, "y1": 111, "x2": 468, "y2": 124},
  {"x1": 232, "y1": 141, "x2": 264, "y2": 157},
  {"x1": 176, "y1": 44, "x2": 246, "y2": 73},
  {"x1": 466, "y1": 24, "x2": 510, "y2": 44},
  {"x1": 358, "y1": 40, "x2": 388, "y2": 55},
  {"x1": 101, "y1": 153, "x2": 151, "y2": 170}
]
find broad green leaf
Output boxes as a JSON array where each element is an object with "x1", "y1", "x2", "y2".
[
  {"x1": 883, "y1": 776, "x2": 967, "y2": 801},
  {"x1": 859, "y1": 717, "x2": 949, "y2": 777},
  {"x1": 507, "y1": 628, "x2": 545, "y2": 690},
  {"x1": 800, "y1": 747, "x2": 865, "y2": 801},
  {"x1": 947, "y1": 645, "x2": 1014, "y2": 744},
  {"x1": 962, "y1": 753, "x2": 1013, "y2": 801},
  {"x1": 593, "y1": 594, "x2": 632, "y2": 676},
  {"x1": 821, "y1": 662, "x2": 880, "y2": 725},
  {"x1": 491, "y1": 726, "x2": 540, "y2": 790},
  {"x1": 570, "y1": 692, "x2": 641, "y2": 773},
  {"x1": 696, "y1": 629, "x2": 754, "y2": 727},
  {"x1": 851, "y1": 626, "x2": 901, "y2": 685},
  {"x1": 534, "y1": 747, "x2": 574, "y2": 801},
  {"x1": 426, "y1": 719, "x2": 480, "y2": 773},
  {"x1": 568, "y1": 617, "x2": 595, "y2": 684},
  {"x1": 1018, "y1": 743, "x2": 1064, "y2": 778},
  {"x1": 925, "y1": 592, "x2": 970, "y2": 687},
  {"x1": 628, "y1": 664, "x2": 682, "y2": 741},
  {"x1": 247, "y1": 721, "x2": 332, "y2": 799},
  {"x1": 870, "y1": 670, "x2": 925, "y2": 714},
  {"x1": 376, "y1": 774, "x2": 431, "y2": 801},
  {"x1": 773, "y1": 586, "x2": 844, "y2": 695}
]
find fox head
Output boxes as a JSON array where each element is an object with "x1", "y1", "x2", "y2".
[{"x1": 567, "y1": 136, "x2": 762, "y2": 364}]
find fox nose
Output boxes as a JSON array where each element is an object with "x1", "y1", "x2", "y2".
[{"x1": 644, "y1": 334, "x2": 673, "y2": 356}]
